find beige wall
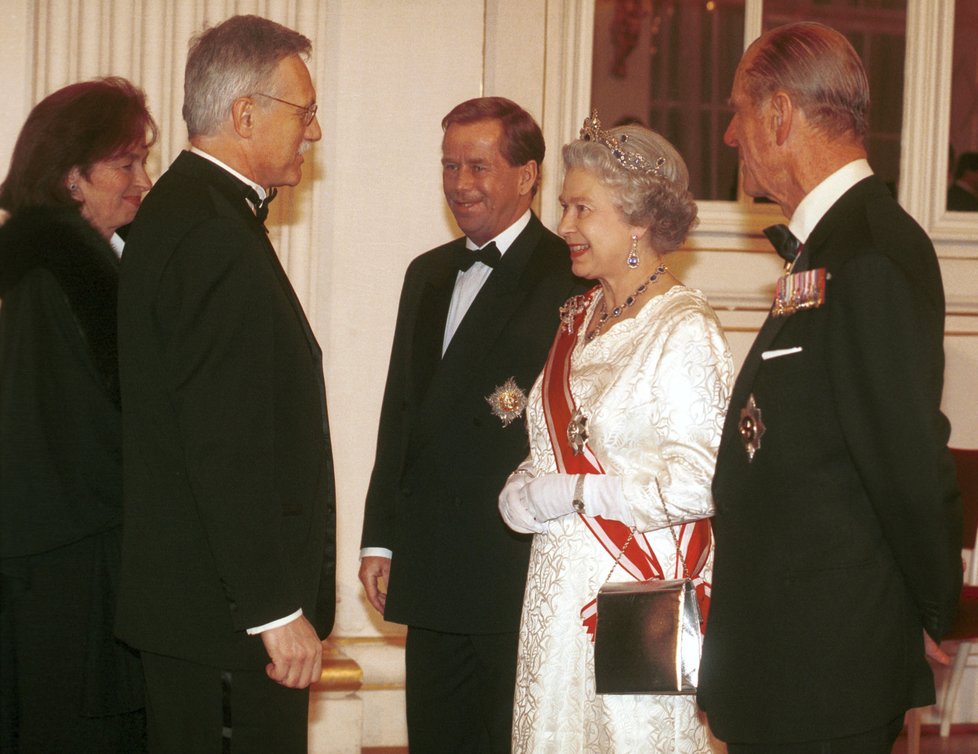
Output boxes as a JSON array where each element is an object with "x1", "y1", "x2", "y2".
[{"x1": 1, "y1": 0, "x2": 975, "y2": 748}]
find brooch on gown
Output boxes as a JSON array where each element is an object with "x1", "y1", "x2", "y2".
[
  {"x1": 739, "y1": 394, "x2": 765, "y2": 462},
  {"x1": 559, "y1": 295, "x2": 589, "y2": 334},
  {"x1": 567, "y1": 408, "x2": 589, "y2": 456},
  {"x1": 486, "y1": 377, "x2": 527, "y2": 427}
]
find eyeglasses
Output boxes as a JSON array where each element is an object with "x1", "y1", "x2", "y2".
[{"x1": 253, "y1": 93, "x2": 318, "y2": 127}]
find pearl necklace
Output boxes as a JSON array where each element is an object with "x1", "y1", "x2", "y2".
[{"x1": 585, "y1": 264, "x2": 668, "y2": 341}]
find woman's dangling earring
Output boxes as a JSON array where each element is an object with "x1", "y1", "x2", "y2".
[{"x1": 626, "y1": 234, "x2": 639, "y2": 269}]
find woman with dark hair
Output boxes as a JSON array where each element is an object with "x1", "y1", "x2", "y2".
[
  {"x1": 498, "y1": 114, "x2": 732, "y2": 751},
  {"x1": 0, "y1": 77, "x2": 156, "y2": 753}
]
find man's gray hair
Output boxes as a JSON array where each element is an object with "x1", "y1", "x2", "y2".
[
  {"x1": 183, "y1": 15, "x2": 311, "y2": 138},
  {"x1": 744, "y1": 22, "x2": 869, "y2": 142}
]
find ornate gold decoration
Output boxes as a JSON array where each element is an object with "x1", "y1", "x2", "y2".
[{"x1": 486, "y1": 378, "x2": 528, "y2": 427}]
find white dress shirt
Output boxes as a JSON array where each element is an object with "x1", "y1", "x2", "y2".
[
  {"x1": 788, "y1": 159, "x2": 873, "y2": 244},
  {"x1": 441, "y1": 210, "x2": 531, "y2": 353},
  {"x1": 110, "y1": 233, "x2": 125, "y2": 258},
  {"x1": 190, "y1": 147, "x2": 269, "y2": 210}
]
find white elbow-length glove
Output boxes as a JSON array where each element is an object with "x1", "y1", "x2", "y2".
[
  {"x1": 499, "y1": 470, "x2": 634, "y2": 533},
  {"x1": 524, "y1": 472, "x2": 633, "y2": 525},
  {"x1": 498, "y1": 466, "x2": 548, "y2": 534}
]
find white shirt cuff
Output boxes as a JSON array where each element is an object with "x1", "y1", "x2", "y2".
[
  {"x1": 360, "y1": 547, "x2": 393, "y2": 559},
  {"x1": 245, "y1": 608, "x2": 303, "y2": 635}
]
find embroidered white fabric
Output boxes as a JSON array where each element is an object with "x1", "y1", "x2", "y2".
[{"x1": 513, "y1": 286, "x2": 733, "y2": 753}]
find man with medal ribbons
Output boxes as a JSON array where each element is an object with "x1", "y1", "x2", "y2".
[{"x1": 698, "y1": 21, "x2": 963, "y2": 754}]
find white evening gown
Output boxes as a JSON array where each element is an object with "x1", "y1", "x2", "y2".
[{"x1": 513, "y1": 285, "x2": 733, "y2": 753}]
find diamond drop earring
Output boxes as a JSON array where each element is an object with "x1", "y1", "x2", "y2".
[{"x1": 626, "y1": 235, "x2": 639, "y2": 269}]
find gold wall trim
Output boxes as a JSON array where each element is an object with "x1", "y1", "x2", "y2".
[
  {"x1": 315, "y1": 640, "x2": 364, "y2": 692},
  {"x1": 332, "y1": 634, "x2": 407, "y2": 648}
]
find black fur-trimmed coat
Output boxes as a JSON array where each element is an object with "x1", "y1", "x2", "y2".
[{"x1": 0, "y1": 206, "x2": 123, "y2": 556}]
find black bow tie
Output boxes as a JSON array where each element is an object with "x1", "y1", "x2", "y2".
[
  {"x1": 244, "y1": 186, "x2": 278, "y2": 224},
  {"x1": 763, "y1": 224, "x2": 802, "y2": 264},
  {"x1": 455, "y1": 241, "x2": 500, "y2": 271}
]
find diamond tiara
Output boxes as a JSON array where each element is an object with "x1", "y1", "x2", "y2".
[{"x1": 579, "y1": 110, "x2": 665, "y2": 176}]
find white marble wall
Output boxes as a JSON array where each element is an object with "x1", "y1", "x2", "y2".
[{"x1": 1, "y1": 0, "x2": 975, "y2": 748}]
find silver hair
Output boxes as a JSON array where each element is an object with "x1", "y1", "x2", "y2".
[
  {"x1": 744, "y1": 22, "x2": 870, "y2": 141},
  {"x1": 183, "y1": 15, "x2": 311, "y2": 138},
  {"x1": 562, "y1": 125, "x2": 698, "y2": 251}
]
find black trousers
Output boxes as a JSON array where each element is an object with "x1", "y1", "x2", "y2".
[
  {"x1": 405, "y1": 626, "x2": 519, "y2": 754},
  {"x1": 140, "y1": 652, "x2": 309, "y2": 754},
  {"x1": 726, "y1": 713, "x2": 905, "y2": 754}
]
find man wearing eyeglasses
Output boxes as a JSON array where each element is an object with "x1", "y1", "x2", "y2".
[{"x1": 116, "y1": 15, "x2": 335, "y2": 754}]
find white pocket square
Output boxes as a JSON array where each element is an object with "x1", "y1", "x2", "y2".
[{"x1": 762, "y1": 346, "x2": 803, "y2": 361}]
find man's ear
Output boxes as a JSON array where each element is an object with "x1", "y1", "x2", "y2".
[
  {"x1": 772, "y1": 92, "x2": 793, "y2": 146},
  {"x1": 517, "y1": 160, "x2": 539, "y2": 197},
  {"x1": 231, "y1": 97, "x2": 254, "y2": 138}
]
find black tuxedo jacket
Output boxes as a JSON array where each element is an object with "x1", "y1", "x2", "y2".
[
  {"x1": 361, "y1": 214, "x2": 586, "y2": 633},
  {"x1": 699, "y1": 176, "x2": 962, "y2": 743},
  {"x1": 116, "y1": 151, "x2": 336, "y2": 669}
]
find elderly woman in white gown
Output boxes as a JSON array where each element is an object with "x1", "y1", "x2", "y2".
[{"x1": 498, "y1": 114, "x2": 733, "y2": 753}]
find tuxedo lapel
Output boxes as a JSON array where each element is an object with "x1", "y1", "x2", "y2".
[
  {"x1": 730, "y1": 310, "x2": 786, "y2": 410},
  {"x1": 439, "y1": 241, "x2": 533, "y2": 374},
  {"x1": 170, "y1": 151, "x2": 257, "y2": 228},
  {"x1": 175, "y1": 152, "x2": 323, "y2": 361},
  {"x1": 173, "y1": 151, "x2": 328, "y2": 436},
  {"x1": 254, "y1": 234, "x2": 331, "y2": 440},
  {"x1": 723, "y1": 177, "x2": 881, "y2": 449},
  {"x1": 410, "y1": 247, "x2": 461, "y2": 405},
  {"x1": 257, "y1": 236, "x2": 323, "y2": 359},
  {"x1": 408, "y1": 216, "x2": 546, "y2": 454},
  {"x1": 801, "y1": 175, "x2": 880, "y2": 272}
]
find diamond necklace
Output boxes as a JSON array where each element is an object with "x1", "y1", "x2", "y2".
[{"x1": 585, "y1": 264, "x2": 668, "y2": 341}]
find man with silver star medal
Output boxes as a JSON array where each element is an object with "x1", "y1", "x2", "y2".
[
  {"x1": 699, "y1": 22, "x2": 962, "y2": 754},
  {"x1": 359, "y1": 97, "x2": 587, "y2": 753}
]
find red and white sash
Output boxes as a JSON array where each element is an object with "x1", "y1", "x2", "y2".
[{"x1": 540, "y1": 290, "x2": 712, "y2": 638}]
